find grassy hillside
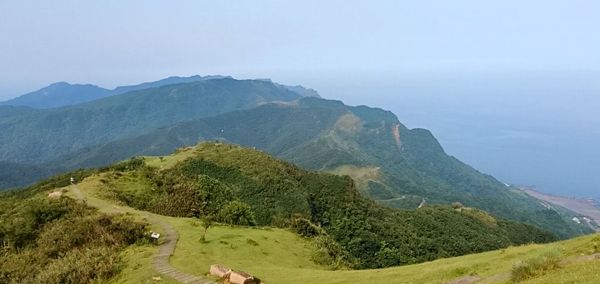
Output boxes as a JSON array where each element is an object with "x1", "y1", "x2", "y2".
[
  {"x1": 146, "y1": 217, "x2": 600, "y2": 284},
  {"x1": 0, "y1": 78, "x2": 590, "y2": 239},
  {"x1": 82, "y1": 143, "x2": 557, "y2": 270},
  {"x1": 55, "y1": 98, "x2": 593, "y2": 238},
  {"x1": 2, "y1": 144, "x2": 598, "y2": 283},
  {"x1": 65, "y1": 173, "x2": 600, "y2": 283}
]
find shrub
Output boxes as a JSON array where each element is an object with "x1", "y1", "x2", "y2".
[
  {"x1": 291, "y1": 217, "x2": 323, "y2": 238},
  {"x1": 219, "y1": 201, "x2": 256, "y2": 226},
  {"x1": 591, "y1": 235, "x2": 600, "y2": 253},
  {"x1": 452, "y1": 202, "x2": 464, "y2": 209},
  {"x1": 30, "y1": 247, "x2": 121, "y2": 283},
  {"x1": 109, "y1": 157, "x2": 146, "y2": 172},
  {"x1": 511, "y1": 249, "x2": 562, "y2": 281},
  {"x1": 311, "y1": 235, "x2": 353, "y2": 270},
  {"x1": 0, "y1": 197, "x2": 146, "y2": 283},
  {"x1": 196, "y1": 175, "x2": 234, "y2": 216}
]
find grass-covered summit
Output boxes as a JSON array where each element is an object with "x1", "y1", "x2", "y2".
[{"x1": 95, "y1": 143, "x2": 555, "y2": 269}]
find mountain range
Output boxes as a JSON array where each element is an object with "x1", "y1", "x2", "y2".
[
  {"x1": 0, "y1": 75, "x2": 226, "y2": 109},
  {"x1": 0, "y1": 76, "x2": 594, "y2": 238}
]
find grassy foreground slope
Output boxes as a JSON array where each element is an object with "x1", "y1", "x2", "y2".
[
  {"x1": 62, "y1": 163, "x2": 600, "y2": 284},
  {"x1": 59, "y1": 172, "x2": 322, "y2": 284},
  {"x1": 165, "y1": 220, "x2": 600, "y2": 284}
]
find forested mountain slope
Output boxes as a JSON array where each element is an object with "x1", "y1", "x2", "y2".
[
  {"x1": 0, "y1": 78, "x2": 302, "y2": 164},
  {"x1": 0, "y1": 82, "x2": 112, "y2": 109},
  {"x1": 52, "y1": 97, "x2": 593, "y2": 238},
  {"x1": 0, "y1": 78, "x2": 592, "y2": 238}
]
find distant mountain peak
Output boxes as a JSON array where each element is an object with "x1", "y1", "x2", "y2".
[
  {"x1": 1, "y1": 75, "x2": 320, "y2": 109},
  {"x1": 0, "y1": 82, "x2": 110, "y2": 108},
  {"x1": 273, "y1": 83, "x2": 320, "y2": 98},
  {"x1": 49, "y1": 81, "x2": 70, "y2": 87},
  {"x1": 0, "y1": 75, "x2": 237, "y2": 109}
]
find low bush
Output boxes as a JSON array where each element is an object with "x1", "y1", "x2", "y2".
[
  {"x1": 246, "y1": 238, "x2": 259, "y2": 246},
  {"x1": 291, "y1": 217, "x2": 323, "y2": 238},
  {"x1": 311, "y1": 235, "x2": 353, "y2": 270},
  {"x1": 511, "y1": 249, "x2": 562, "y2": 282},
  {"x1": 0, "y1": 197, "x2": 146, "y2": 283},
  {"x1": 591, "y1": 235, "x2": 600, "y2": 253}
]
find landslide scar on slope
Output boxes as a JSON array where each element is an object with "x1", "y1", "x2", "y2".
[
  {"x1": 334, "y1": 113, "x2": 363, "y2": 134},
  {"x1": 332, "y1": 165, "x2": 381, "y2": 190},
  {"x1": 392, "y1": 124, "x2": 402, "y2": 149}
]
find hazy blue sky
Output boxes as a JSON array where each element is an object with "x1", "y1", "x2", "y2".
[
  {"x1": 1, "y1": 0, "x2": 598, "y2": 96},
  {"x1": 1, "y1": 1, "x2": 599, "y2": 197}
]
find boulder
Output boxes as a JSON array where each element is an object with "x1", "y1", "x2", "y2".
[
  {"x1": 209, "y1": 264, "x2": 231, "y2": 279},
  {"x1": 229, "y1": 270, "x2": 257, "y2": 284},
  {"x1": 48, "y1": 191, "x2": 63, "y2": 199}
]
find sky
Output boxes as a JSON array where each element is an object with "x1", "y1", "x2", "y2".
[{"x1": 1, "y1": 1, "x2": 599, "y2": 197}]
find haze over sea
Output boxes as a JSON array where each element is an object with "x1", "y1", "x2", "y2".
[
  {"x1": 311, "y1": 70, "x2": 600, "y2": 199},
  {"x1": 1, "y1": 1, "x2": 598, "y2": 198}
]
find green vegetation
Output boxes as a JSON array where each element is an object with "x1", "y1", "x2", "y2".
[
  {"x1": 99, "y1": 143, "x2": 556, "y2": 270},
  {"x1": 169, "y1": 219, "x2": 325, "y2": 281},
  {"x1": 0, "y1": 196, "x2": 146, "y2": 283},
  {"x1": 133, "y1": 206, "x2": 600, "y2": 284},
  {"x1": 520, "y1": 259, "x2": 600, "y2": 284},
  {"x1": 23, "y1": 93, "x2": 589, "y2": 239},
  {"x1": 0, "y1": 78, "x2": 590, "y2": 240},
  {"x1": 0, "y1": 78, "x2": 301, "y2": 166},
  {"x1": 0, "y1": 81, "x2": 112, "y2": 109},
  {"x1": 511, "y1": 249, "x2": 562, "y2": 281},
  {"x1": 2, "y1": 144, "x2": 598, "y2": 283},
  {"x1": 111, "y1": 245, "x2": 180, "y2": 284}
]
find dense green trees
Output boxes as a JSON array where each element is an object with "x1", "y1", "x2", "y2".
[
  {"x1": 219, "y1": 200, "x2": 256, "y2": 226},
  {"x1": 0, "y1": 78, "x2": 302, "y2": 165}
]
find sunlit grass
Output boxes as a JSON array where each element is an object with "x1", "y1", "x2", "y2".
[
  {"x1": 520, "y1": 259, "x2": 600, "y2": 284},
  {"x1": 143, "y1": 146, "x2": 197, "y2": 170},
  {"x1": 111, "y1": 245, "x2": 179, "y2": 284},
  {"x1": 68, "y1": 162, "x2": 600, "y2": 284}
]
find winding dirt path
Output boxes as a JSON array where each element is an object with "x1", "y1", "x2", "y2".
[{"x1": 69, "y1": 185, "x2": 215, "y2": 284}]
